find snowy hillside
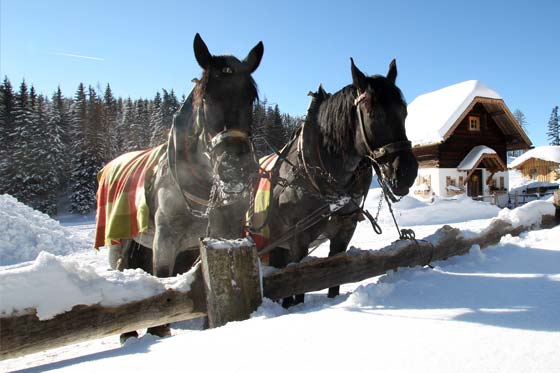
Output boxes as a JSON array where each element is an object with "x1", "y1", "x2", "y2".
[{"x1": 1, "y1": 191, "x2": 559, "y2": 373}]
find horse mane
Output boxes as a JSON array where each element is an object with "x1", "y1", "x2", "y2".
[
  {"x1": 316, "y1": 77, "x2": 406, "y2": 154},
  {"x1": 317, "y1": 85, "x2": 356, "y2": 154}
]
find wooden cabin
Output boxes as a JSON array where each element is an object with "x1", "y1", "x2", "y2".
[
  {"x1": 405, "y1": 80, "x2": 532, "y2": 198},
  {"x1": 509, "y1": 146, "x2": 560, "y2": 182}
]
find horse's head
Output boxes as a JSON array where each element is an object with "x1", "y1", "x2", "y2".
[
  {"x1": 350, "y1": 58, "x2": 418, "y2": 198},
  {"x1": 192, "y1": 33, "x2": 263, "y2": 193}
]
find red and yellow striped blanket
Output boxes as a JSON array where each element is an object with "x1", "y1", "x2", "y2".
[
  {"x1": 246, "y1": 152, "x2": 280, "y2": 255},
  {"x1": 94, "y1": 144, "x2": 166, "y2": 248}
]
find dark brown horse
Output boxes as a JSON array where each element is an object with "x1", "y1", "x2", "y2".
[
  {"x1": 253, "y1": 59, "x2": 418, "y2": 307},
  {"x1": 98, "y1": 33, "x2": 263, "y2": 339}
]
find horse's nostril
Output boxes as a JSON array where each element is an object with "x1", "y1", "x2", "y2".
[{"x1": 392, "y1": 156, "x2": 400, "y2": 172}]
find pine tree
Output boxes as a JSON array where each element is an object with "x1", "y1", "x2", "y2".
[
  {"x1": 29, "y1": 95, "x2": 56, "y2": 213},
  {"x1": 161, "y1": 89, "x2": 179, "y2": 138},
  {"x1": 0, "y1": 77, "x2": 17, "y2": 195},
  {"x1": 252, "y1": 99, "x2": 267, "y2": 156},
  {"x1": 102, "y1": 84, "x2": 119, "y2": 160},
  {"x1": 513, "y1": 109, "x2": 528, "y2": 133},
  {"x1": 149, "y1": 92, "x2": 166, "y2": 146},
  {"x1": 119, "y1": 98, "x2": 137, "y2": 152},
  {"x1": 69, "y1": 83, "x2": 97, "y2": 214},
  {"x1": 509, "y1": 109, "x2": 530, "y2": 157},
  {"x1": 547, "y1": 106, "x2": 559, "y2": 146},
  {"x1": 11, "y1": 80, "x2": 36, "y2": 204},
  {"x1": 266, "y1": 104, "x2": 285, "y2": 151},
  {"x1": 44, "y1": 87, "x2": 71, "y2": 214},
  {"x1": 134, "y1": 98, "x2": 151, "y2": 149}
]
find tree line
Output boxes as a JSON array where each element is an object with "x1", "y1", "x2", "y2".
[{"x1": 0, "y1": 77, "x2": 301, "y2": 216}]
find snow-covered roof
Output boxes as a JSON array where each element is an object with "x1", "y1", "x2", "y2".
[
  {"x1": 509, "y1": 146, "x2": 560, "y2": 168},
  {"x1": 405, "y1": 80, "x2": 502, "y2": 146},
  {"x1": 457, "y1": 145, "x2": 498, "y2": 170}
]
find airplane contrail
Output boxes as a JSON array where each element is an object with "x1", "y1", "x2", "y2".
[{"x1": 52, "y1": 52, "x2": 105, "y2": 61}]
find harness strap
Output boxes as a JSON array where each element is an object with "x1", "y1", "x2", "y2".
[{"x1": 297, "y1": 120, "x2": 323, "y2": 195}]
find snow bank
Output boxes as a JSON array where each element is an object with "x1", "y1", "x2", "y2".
[
  {"x1": 383, "y1": 193, "x2": 500, "y2": 226},
  {"x1": 0, "y1": 252, "x2": 195, "y2": 320},
  {"x1": 0, "y1": 194, "x2": 91, "y2": 266},
  {"x1": 497, "y1": 200, "x2": 556, "y2": 228}
]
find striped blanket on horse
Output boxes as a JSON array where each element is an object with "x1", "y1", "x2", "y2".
[
  {"x1": 246, "y1": 152, "x2": 280, "y2": 257},
  {"x1": 94, "y1": 144, "x2": 166, "y2": 248}
]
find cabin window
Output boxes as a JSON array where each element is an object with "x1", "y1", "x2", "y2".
[
  {"x1": 499, "y1": 176, "x2": 505, "y2": 190},
  {"x1": 459, "y1": 176, "x2": 464, "y2": 185},
  {"x1": 468, "y1": 116, "x2": 480, "y2": 131}
]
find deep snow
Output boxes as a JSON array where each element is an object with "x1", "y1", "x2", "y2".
[{"x1": 1, "y1": 191, "x2": 559, "y2": 373}]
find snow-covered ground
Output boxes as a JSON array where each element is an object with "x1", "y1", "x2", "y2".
[{"x1": 1, "y1": 191, "x2": 559, "y2": 373}]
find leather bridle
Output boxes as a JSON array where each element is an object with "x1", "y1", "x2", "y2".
[{"x1": 354, "y1": 90, "x2": 411, "y2": 201}]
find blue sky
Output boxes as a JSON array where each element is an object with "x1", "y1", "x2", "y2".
[{"x1": 1, "y1": 0, "x2": 558, "y2": 146}]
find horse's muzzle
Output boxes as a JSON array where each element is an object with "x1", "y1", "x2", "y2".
[{"x1": 389, "y1": 151, "x2": 418, "y2": 196}]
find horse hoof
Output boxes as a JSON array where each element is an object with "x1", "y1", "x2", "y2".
[
  {"x1": 147, "y1": 324, "x2": 171, "y2": 338},
  {"x1": 120, "y1": 331, "x2": 139, "y2": 345},
  {"x1": 281, "y1": 296, "x2": 295, "y2": 309}
]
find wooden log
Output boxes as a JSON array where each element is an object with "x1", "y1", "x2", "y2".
[
  {"x1": 0, "y1": 268, "x2": 206, "y2": 360},
  {"x1": 262, "y1": 217, "x2": 541, "y2": 301},
  {"x1": 200, "y1": 238, "x2": 262, "y2": 328}
]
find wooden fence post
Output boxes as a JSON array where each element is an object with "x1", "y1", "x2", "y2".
[
  {"x1": 554, "y1": 190, "x2": 560, "y2": 223},
  {"x1": 200, "y1": 238, "x2": 262, "y2": 328}
]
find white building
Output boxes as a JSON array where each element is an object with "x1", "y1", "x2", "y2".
[{"x1": 405, "y1": 80, "x2": 532, "y2": 198}]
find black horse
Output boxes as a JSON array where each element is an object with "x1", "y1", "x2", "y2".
[
  {"x1": 98, "y1": 33, "x2": 263, "y2": 338},
  {"x1": 255, "y1": 59, "x2": 418, "y2": 307}
]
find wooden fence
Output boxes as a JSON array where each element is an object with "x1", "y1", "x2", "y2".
[{"x1": 1, "y1": 200, "x2": 559, "y2": 360}]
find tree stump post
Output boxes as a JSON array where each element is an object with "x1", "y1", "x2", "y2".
[{"x1": 200, "y1": 238, "x2": 262, "y2": 328}]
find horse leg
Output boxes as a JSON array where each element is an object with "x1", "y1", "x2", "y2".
[
  {"x1": 152, "y1": 210, "x2": 178, "y2": 278},
  {"x1": 269, "y1": 248, "x2": 295, "y2": 308},
  {"x1": 108, "y1": 240, "x2": 141, "y2": 343},
  {"x1": 327, "y1": 224, "x2": 356, "y2": 298},
  {"x1": 145, "y1": 209, "x2": 181, "y2": 338}
]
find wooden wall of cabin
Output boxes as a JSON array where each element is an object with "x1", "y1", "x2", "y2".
[
  {"x1": 518, "y1": 159, "x2": 560, "y2": 182},
  {"x1": 411, "y1": 144, "x2": 439, "y2": 167},
  {"x1": 438, "y1": 103, "x2": 507, "y2": 168}
]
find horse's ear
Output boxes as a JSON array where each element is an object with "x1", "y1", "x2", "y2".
[
  {"x1": 193, "y1": 33, "x2": 212, "y2": 70},
  {"x1": 351, "y1": 58, "x2": 367, "y2": 91},
  {"x1": 243, "y1": 41, "x2": 264, "y2": 73},
  {"x1": 387, "y1": 59, "x2": 397, "y2": 84}
]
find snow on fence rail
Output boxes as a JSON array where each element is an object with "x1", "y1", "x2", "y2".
[{"x1": 1, "y1": 198, "x2": 559, "y2": 360}]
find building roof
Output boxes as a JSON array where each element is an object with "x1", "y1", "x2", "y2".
[
  {"x1": 457, "y1": 145, "x2": 497, "y2": 170},
  {"x1": 457, "y1": 145, "x2": 507, "y2": 178},
  {"x1": 509, "y1": 146, "x2": 560, "y2": 168},
  {"x1": 405, "y1": 80, "x2": 532, "y2": 150}
]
